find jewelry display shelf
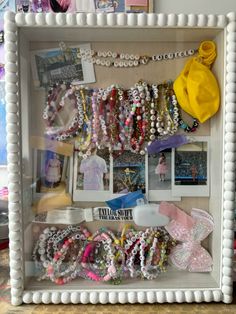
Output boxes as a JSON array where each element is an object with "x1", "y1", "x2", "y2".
[{"x1": 5, "y1": 11, "x2": 236, "y2": 305}]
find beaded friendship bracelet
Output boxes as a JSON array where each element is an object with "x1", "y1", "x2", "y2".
[
  {"x1": 43, "y1": 81, "x2": 199, "y2": 156},
  {"x1": 33, "y1": 225, "x2": 176, "y2": 285}
]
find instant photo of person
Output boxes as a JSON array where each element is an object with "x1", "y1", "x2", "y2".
[
  {"x1": 113, "y1": 150, "x2": 145, "y2": 194},
  {"x1": 148, "y1": 149, "x2": 171, "y2": 191},
  {"x1": 35, "y1": 150, "x2": 66, "y2": 193},
  {"x1": 174, "y1": 142, "x2": 207, "y2": 186},
  {"x1": 77, "y1": 148, "x2": 110, "y2": 191}
]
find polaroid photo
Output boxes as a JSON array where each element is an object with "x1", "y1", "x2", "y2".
[
  {"x1": 112, "y1": 150, "x2": 145, "y2": 194},
  {"x1": 113, "y1": 0, "x2": 125, "y2": 12},
  {"x1": 95, "y1": 0, "x2": 114, "y2": 12},
  {"x1": 125, "y1": 0, "x2": 153, "y2": 13},
  {"x1": 147, "y1": 149, "x2": 181, "y2": 202},
  {"x1": 171, "y1": 136, "x2": 210, "y2": 197},
  {"x1": 30, "y1": 43, "x2": 96, "y2": 89},
  {"x1": 31, "y1": 136, "x2": 74, "y2": 197},
  {"x1": 75, "y1": 0, "x2": 96, "y2": 12},
  {"x1": 73, "y1": 147, "x2": 111, "y2": 202}
]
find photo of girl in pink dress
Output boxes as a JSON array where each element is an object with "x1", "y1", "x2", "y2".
[
  {"x1": 45, "y1": 153, "x2": 62, "y2": 188},
  {"x1": 155, "y1": 152, "x2": 168, "y2": 182}
]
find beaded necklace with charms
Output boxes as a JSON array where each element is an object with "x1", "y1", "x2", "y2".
[{"x1": 76, "y1": 46, "x2": 197, "y2": 68}]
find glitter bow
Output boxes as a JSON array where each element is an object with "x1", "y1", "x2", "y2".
[{"x1": 164, "y1": 207, "x2": 214, "y2": 272}]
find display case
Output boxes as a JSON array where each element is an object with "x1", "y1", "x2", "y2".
[{"x1": 5, "y1": 11, "x2": 236, "y2": 305}]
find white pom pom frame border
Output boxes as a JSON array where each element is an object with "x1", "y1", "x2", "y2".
[{"x1": 4, "y1": 11, "x2": 235, "y2": 305}]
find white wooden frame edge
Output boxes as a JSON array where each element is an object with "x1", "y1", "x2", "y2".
[{"x1": 4, "y1": 11, "x2": 236, "y2": 305}]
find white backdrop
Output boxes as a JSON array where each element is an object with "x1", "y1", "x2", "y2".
[{"x1": 154, "y1": 0, "x2": 236, "y2": 14}]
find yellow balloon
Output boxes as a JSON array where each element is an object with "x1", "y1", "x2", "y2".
[{"x1": 174, "y1": 41, "x2": 220, "y2": 123}]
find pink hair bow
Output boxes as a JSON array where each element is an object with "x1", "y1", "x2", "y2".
[{"x1": 160, "y1": 203, "x2": 214, "y2": 272}]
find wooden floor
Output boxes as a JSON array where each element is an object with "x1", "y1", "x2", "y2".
[{"x1": 1, "y1": 248, "x2": 236, "y2": 314}]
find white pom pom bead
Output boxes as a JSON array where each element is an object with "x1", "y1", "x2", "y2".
[
  {"x1": 225, "y1": 151, "x2": 236, "y2": 162},
  {"x1": 32, "y1": 292, "x2": 42, "y2": 304},
  {"x1": 117, "y1": 13, "x2": 127, "y2": 26},
  {"x1": 80, "y1": 292, "x2": 89, "y2": 304},
  {"x1": 188, "y1": 14, "x2": 197, "y2": 26},
  {"x1": 45, "y1": 12, "x2": 56, "y2": 25},
  {"x1": 5, "y1": 21, "x2": 17, "y2": 32},
  {"x1": 99, "y1": 292, "x2": 108, "y2": 304},
  {"x1": 66, "y1": 13, "x2": 76, "y2": 26},
  {"x1": 87, "y1": 13, "x2": 96, "y2": 26},
  {"x1": 23, "y1": 292, "x2": 33, "y2": 304},
  {"x1": 223, "y1": 229, "x2": 234, "y2": 239},
  {"x1": 42, "y1": 292, "x2": 51, "y2": 304},
  {"x1": 223, "y1": 266, "x2": 233, "y2": 276},
  {"x1": 90, "y1": 292, "x2": 99, "y2": 304},
  {"x1": 127, "y1": 13, "x2": 137, "y2": 26},
  {"x1": 176, "y1": 291, "x2": 184, "y2": 303},
  {"x1": 223, "y1": 237, "x2": 234, "y2": 247},
  {"x1": 12, "y1": 12, "x2": 24, "y2": 25},
  {"x1": 11, "y1": 296, "x2": 22, "y2": 306},
  {"x1": 5, "y1": 52, "x2": 17, "y2": 63},
  {"x1": 194, "y1": 291, "x2": 203, "y2": 302},
  {"x1": 223, "y1": 256, "x2": 233, "y2": 267},
  {"x1": 51, "y1": 292, "x2": 61, "y2": 304},
  {"x1": 207, "y1": 14, "x2": 217, "y2": 27},
  {"x1": 107, "y1": 13, "x2": 116, "y2": 26},
  {"x1": 97, "y1": 13, "x2": 106, "y2": 26},
  {"x1": 128, "y1": 292, "x2": 137, "y2": 303},
  {"x1": 185, "y1": 290, "x2": 194, "y2": 303},
  {"x1": 158, "y1": 14, "x2": 167, "y2": 26},
  {"x1": 61, "y1": 292, "x2": 70, "y2": 304},
  {"x1": 224, "y1": 200, "x2": 235, "y2": 211},
  {"x1": 223, "y1": 294, "x2": 233, "y2": 304},
  {"x1": 147, "y1": 291, "x2": 156, "y2": 303},
  {"x1": 35, "y1": 13, "x2": 45, "y2": 25},
  {"x1": 227, "y1": 12, "x2": 236, "y2": 21},
  {"x1": 56, "y1": 13, "x2": 66, "y2": 25},
  {"x1": 25, "y1": 13, "x2": 36, "y2": 25},
  {"x1": 203, "y1": 291, "x2": 213, "y2": 302},
  {"x1": 197, "y1": 14, "x2": 207, "y2": 27},
  {"x1": 227, "y1": 21, "x2": 236, "y2": 32},
  {"x1": 177, "y1": 14, "x2": 187, "y2": 26},
  {"x1": 118, "y1": 292, "x2": 127, "y2": 304},
  {"x1": 137, "y1": 291, "x2": 146, "y2": 303},
  {"x1": 223, "y1": 219, "x2": 234, "y2": 229},
  {"x1": 5, "y1": 10, "x2": 16, "y2": 22},
  {"x1": 147, "y1": 13, "x2": 157, "y2": 26},
  {"x1": 227, "y1": 42, "x2": 236, "y2": 52},
  {"x1": 71, "y1": 292, "x2": 80, "y2": 304},
  {"x1": 222, "y1": 285, "x2": 233, "y2": 295},
  {"x1": 166, "y1": 291, "x2": 175, "y2": 303},
  {"x1": 137, "y1": 13, "x2": 147, "y2": 26},
  {"x1": 156, "y1": 291, "x2": 165, "y2": 303},
  {"x1": 109, "y1": 292, "x2": 118, "y2": 303},
  {"x1": 217, "y1": 15, "x2": 227, "y2": 27}
]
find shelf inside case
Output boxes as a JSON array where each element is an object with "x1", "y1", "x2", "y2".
[
  {"x1": 17, "y1": 19, "x2": 226, "y2": 300},
  {"x1": 25, "y1": 269, "x2": 219, "y2": 291}
]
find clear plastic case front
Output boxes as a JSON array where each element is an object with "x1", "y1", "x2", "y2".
[{"x1": 20, "y1": 26, "x2": 224, "y2": 290}]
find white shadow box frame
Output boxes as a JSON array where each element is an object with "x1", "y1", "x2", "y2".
[
  {"x1": 4, "y1": 11, "x2": 236, "y2": 305},
  {"x1": 171, "y1": 136, "x2": 210, "y2": 197}
]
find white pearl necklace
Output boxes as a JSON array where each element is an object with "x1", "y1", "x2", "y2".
[{"x1": 77, "y1": 47, "x2": 196, "y2": 68}]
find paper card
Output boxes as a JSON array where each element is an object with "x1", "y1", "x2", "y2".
[{"x1": 126, "y1": 0, "x2": 147, "y2": 6}]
